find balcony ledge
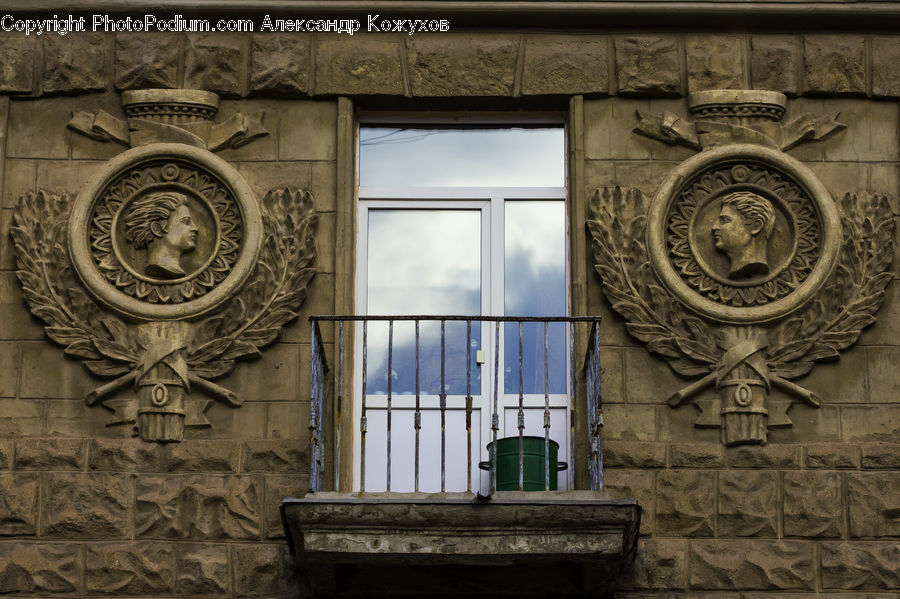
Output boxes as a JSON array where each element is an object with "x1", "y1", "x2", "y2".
[{"x1": 281, "y1": 491, "x2": 641, "y2": 598}]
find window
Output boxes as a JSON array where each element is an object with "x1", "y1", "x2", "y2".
[{"x1": 355, "y1": 123, "x2": 569, "y2": 493}]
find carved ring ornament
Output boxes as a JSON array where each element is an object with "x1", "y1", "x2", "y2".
[
  {"x1": 647, "y1": 144, "x2": 842, "y2": 323},
  {"x1": 69, "y1": 143, "x2": 263, "y2": 320},
  {"x1": 589, "y1": 90, "x2": 894, "y2": 446},
  {"x1": 12, "y1": 90, "x2": 318, "y2": 442}
]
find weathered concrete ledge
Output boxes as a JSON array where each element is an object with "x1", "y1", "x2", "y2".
[{"x1": 281, "y1": 491, "x2": 641, "y2": 597}]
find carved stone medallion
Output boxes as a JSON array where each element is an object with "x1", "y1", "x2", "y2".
[
  {"x1": 647, "y1": 144, "x2": 842, "y2": 323},
  {"x1": 588, "y1": 90, "x2": 894, "y2": 446},
  {"x1": 13, "y1": 90, "x2": 318, "y2": 443}
]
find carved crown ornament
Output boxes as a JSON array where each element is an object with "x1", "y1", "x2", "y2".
[
  {"x1": 588, "y1": 90, "x2": 894, "y2": 446},
  {"x1": 11, "y1": 90, "x2": 318, "y2": 442}
]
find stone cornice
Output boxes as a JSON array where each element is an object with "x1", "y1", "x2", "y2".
[{"x1": 5, "y1": 1, "x2": 900, "y2": 30}]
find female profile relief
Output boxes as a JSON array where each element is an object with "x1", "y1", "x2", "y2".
[{"x1": 123, "y1": 191, "x2": 199, "y2": 278}]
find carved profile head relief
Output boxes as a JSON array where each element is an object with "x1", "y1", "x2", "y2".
[
  {"x1": 13, "y1": 90, "x2": 318, "y2": 443},
  {"x1": 712, "y1": 190, "x2": 776, "y2": 279},
  {"x1": 590, "y1": 89, "x2": 894, "y2": 447},
  {"x1": 124, "y1": 191, "x2": 198, "y2": 278}
]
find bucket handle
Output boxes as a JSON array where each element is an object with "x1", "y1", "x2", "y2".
[{"x1": 478, "y1": 461, "x2": 568, "y2": 471}]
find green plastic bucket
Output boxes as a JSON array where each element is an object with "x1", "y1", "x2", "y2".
[{"x1": 479, "y1": 436, "x2": 568, "y2": 491}]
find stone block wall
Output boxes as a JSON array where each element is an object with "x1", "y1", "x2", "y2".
[{"x1": 0, "y1": 25, "x2": 897, "y2": 599}]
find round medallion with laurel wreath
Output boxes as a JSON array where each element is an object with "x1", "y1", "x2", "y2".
[
  {"x1": 667, "y1": 160, "x2": 820, "y2": 307},
  {"x1": 69, "y1": 143, "x2": 262, "y2": 321}
]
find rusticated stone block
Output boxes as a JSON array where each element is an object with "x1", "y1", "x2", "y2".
[
  {"x1": 783, "y1": 471, "x2": 842, "y2": 538},
  {"x1": 656, "y1": 471, "x2": 714, "y2": 536},
  {"x1": 843, "y1": 406, "x2": 900, "y2": 441},
  {"x1": 603, "y1": 469, "x2": 654, "y2": 535},
  {"x1": 176, "y1": 543, "x2": 229, "y2": 595},
  {"x1": 135, "y1": 474, "x2": 260, "y2": 539},
  {"x1": 250, "y1": 34, "x2": 310, "y2": 94},
  {"x1": 42, "y1": 34, "x2": 108, "y2": 94},
  {"x1": 19, "y1": 342, "x2": 94, "y2": 399},
  {"x1": 0, "y1": 344, "x2": 18, "y2": 397},
  {"x1": 89, "y1": 439, "x2": 163, "y2": 472},
  {"x1": 265, "y1": 475, "x2": 307, "y2": 539},
  {"x1": 0, "y1": 441, "x2": 10, "y2": 469},
  {"x1": 521, "y1": 35, "x2": 609, "y2": 95},
  {"x1": 185, "y1": 34, "x2": 243, "y2": 96},
  {"x1": 803, "y1": 36, "x2": 866, "y2": 95},
  {"x1": 670, "y1": 443, "x2": 725, "y2": 468},
  {"x1": 614, "y1": 37, "x2": 681, "y2": 96},
  {"x1": 0, "y1": 33, "x2": 34, "y2": 93},
  {"x1": 166, "y1": 440, "x2": 240, "y2": 472},
  {"x1": 115, "y1": 33, "x2": 179, "y2": 89},
  {"x1": 718, "y1": 471, "x2": 777, "y2": 537},
  {"x1": 806, "y1": 443, "x2": 860, "y2": 469},
  {"x1": 42, "y1": 473, "x2": 131, "y2": 538},
  {"x1": 603, "y1": 441, "x2": 665, "y2": 468},
  {"x1": 848, "y1": 472, "x2": 900, "y2": 537},
  {"x1": 727, "y1": 444, "x2": 800, "y2": 468},
  {"x1": 821, "y1": 542, "x2": 900, "y2": 590},
  {"x1": 315, "y1": 37, "x2": 403, "y2": 95},
  {"x1": 86, "y1": 542, "x2": 174, "y2": 595},
  {"x1": 868, "y1": 346, "x2": 900, "y2": 404},
  {"x1": 860, "y1": 443, "x2": 900, "y2": 469},
  {"x1": 599, "y1": 404, "x2": 656, "y2": 441},
  {"x1": 0, "y1": 542, "x2": 81, "y2": 593},
  {"x1": 14, "y1": 438, "x2": 85, "y2": 470},
  {"x1": 407, "y1": 36, "x2": 519, "y2": 96},
  {"x1": 872, "y1": 36, "x2": 900, "y2": 98},
  {"x1": 750, "y1": 36, "x2": 799, "y2": 95},
  {"x1": 619, "y1": 538, "x2": 686, "y2": 590},
  {"x1": 686, "y1": 35, "x2": 744, "y2": 92},
  {"x1": 234, "y1": 543, "x2": 292, "y2": 597},
  {"x1": 689, "y1": 540, "x2": 814, "y2": 590},
  {"x1": 0, "y1": 398, "x2": 43, "y2": 437},
  {"x1": 0, "y1": 473, "x2": 39, "y2": 535},
  {"x1": 242, "y1": 440, "x2": 308, "y2": 473}
]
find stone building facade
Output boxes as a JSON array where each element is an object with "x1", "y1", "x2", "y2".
[{"x1": 0, "y1": 2, "x2": 898, "y2": 597}]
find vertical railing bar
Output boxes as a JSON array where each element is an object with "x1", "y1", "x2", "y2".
[
  {"x1": 544, "y1": 320, "x2": 551, "y2": 491},
  {"x1": 591, "y1": 322, "x2": 604, "y2": 490},
  {"x1": 386, "y1": 319, "x2": 393, "y2": 492},
  {"x1": 360, "y1": 320, "x2": 368, "y2": 493},
  {"x1": 569, "y1": 321, "x2": 576, "y2": 491},
  {"x1": 309, "y1": 320, "x2": 320, "y2": 492},
  {"x1": 465, "y1": 319, "x2": 473, "y2": 494},
  {"x1": 414, "y1": 319, "x2": 420, "y2": 493},
  {"x1": 491, "y1": 321, "x2": 501, "y2": 494},
  {"x1": 517, "y1": 320, "x2": 524, "y2": 492},
  {"x1": 440, "y1": 319, "x2": 447, "y2": 493},
  {"x1": 336, "y1": 321, "x2": 343, "y2": 491}
]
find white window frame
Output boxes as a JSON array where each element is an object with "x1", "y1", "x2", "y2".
[{"x1": 354, "y1": 122, "x2": 571, "y2": 493}]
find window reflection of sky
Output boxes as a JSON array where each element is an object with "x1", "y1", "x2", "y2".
[
  {"x1": 367, "y1": 210, "x2": 481, "y2": 395},
  {"x1": 504, "y1": 201, "x2": 566, "y2": 394},
  {"x1": 359, "y1": 127, "x2": 565, "y2": 187}
]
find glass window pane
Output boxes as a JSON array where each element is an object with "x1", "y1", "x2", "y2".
[
  {"x1": 366, "y1": 209, "x2": 481, "y2": 396},
  {"x1": 503, "y1": 201, "x2": 566, "y2": 394},
  {"x1": 359, "y1": 127, "x2": 565, "y2": 188}
]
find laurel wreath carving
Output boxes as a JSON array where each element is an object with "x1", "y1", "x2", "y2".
[
  {"x1": 12, "y1": 187, "x2": 317, "y2": 400},
  {"x1": 12, "y1": 190, "x2": 142, "y2": 378},
  {"x1": 588, "y1": 186, "x2": 894, "y2": 386},
  {"x1": 185, "y1": 188, "x2": 318, "y2": 381},
  {"x1": 765, "y1": 192, "x2": 895, "y2": 379},
  {"x1": 588, "y1": 187, "x2": 720, "y2": 378}
]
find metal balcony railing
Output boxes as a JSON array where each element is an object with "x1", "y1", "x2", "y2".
[{"x1": 309, "y1": 315, "x2": 604, "y2": 494}]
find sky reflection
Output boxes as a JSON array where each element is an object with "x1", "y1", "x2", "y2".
[{"x1": 360, "y1": 127, "x2": 565, "y2": 187}]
